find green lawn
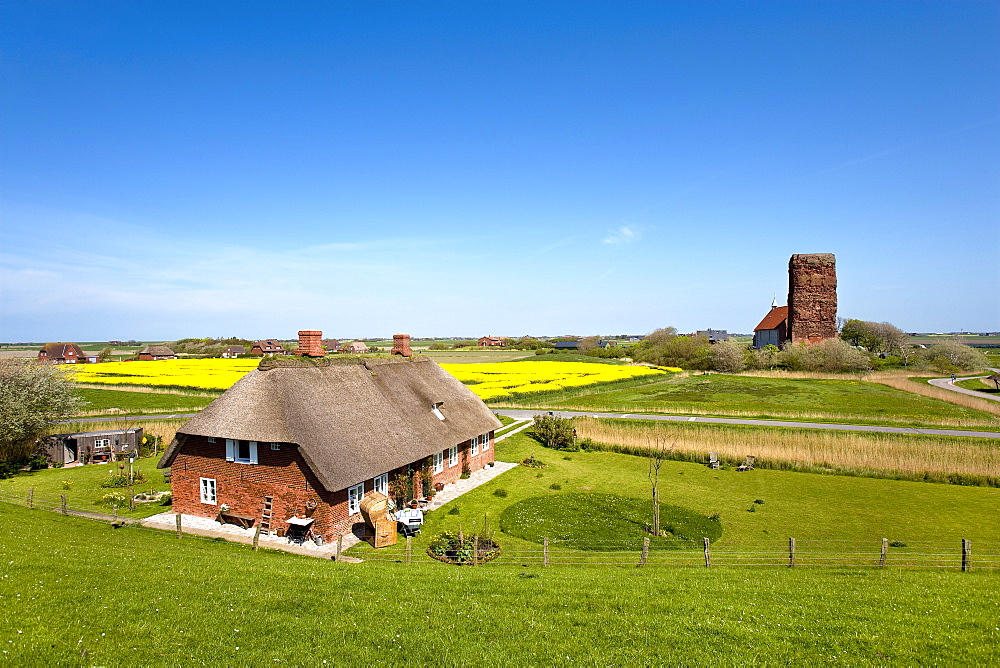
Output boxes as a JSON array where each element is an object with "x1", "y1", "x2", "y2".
[
  {"x1": 0, "y1": 454, "x2": 171, "y2": 519},
  {"x1": 351, "y1": 433, "x2": 1000, "y2": 565},
  {"x1": 957, "y1": 377, "x2": 999, "y2": 395},
  {"x1": 494, "y1": 373, "x2": 1000, "y2": 428},
  {"x1": 2, "y1": 504, "x2": 998, "y2": 664},
  {"x1": 74, "y1": 386, "x2": 216, "y2": 415}
]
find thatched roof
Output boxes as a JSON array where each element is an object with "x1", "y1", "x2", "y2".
[
  {"x1": 158, "y1": 357, "x2": 501, "y2": 492},
  {"x1": 139, "y1": 344, "x2": 175, "y2": 356}
]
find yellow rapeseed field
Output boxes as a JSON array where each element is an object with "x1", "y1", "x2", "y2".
[
  {"x1": 69, "y1": 358, "x2": 673, "y2": 399},
  {"x1": 439, "y1": 361, "x2": 672, "y2": 400},
  {"x1": 70, "y1": 359, "x2": 259, "y2": 390}
]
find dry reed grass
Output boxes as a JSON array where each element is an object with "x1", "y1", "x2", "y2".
[
  {"x1": 74, "y1": 383, "x2": 219, "y2": 397},
  {"x1": 575, "y1": 418, "x2": 1000, "y2": 483}
]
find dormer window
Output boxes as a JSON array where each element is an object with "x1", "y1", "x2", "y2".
[{"x1": 431, "y1": 402, "x2": 446, "y2": 421}]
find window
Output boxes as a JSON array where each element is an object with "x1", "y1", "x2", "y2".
[
  {"x1": 207, "y1": 437, "x2": 216, "y2": 443},
  {"x1": 431, "y1": 402, "x2": 446, "y2": 421},
  {"x1": 448, "y1": 445, "x2": 458, "y2": 467},
  {"x1": 433, "y1": 451, "x2": 444, "y2": 474},
  {"x1": 270, "y1": 442, "x2": 281, "y2": 450},
  {"x1": 373, "y1": 473, "x2": 388, "y2": 496},
  {"x1": 348, "y1": 483, "x2": 364, "y2": 515},
  {"x1": 94, "y1": 438, "x2": 110, "y2": 450},
  {"x1": 199, "y1": 478, "x2": 217, "y2": 504},
  {"x1": 470, "y1": 434, "x2": 479, "y2": 456},
  {"x1": 481, "y1": 432, "x2": 491, "y2": 451},
  {"x1": 225, "y1": 439, "x2": 258, "y2": 464}
]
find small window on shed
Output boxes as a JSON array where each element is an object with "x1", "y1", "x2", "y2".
[{"x1": 431, "y1": 402, "x2": 446, "y2": 421}]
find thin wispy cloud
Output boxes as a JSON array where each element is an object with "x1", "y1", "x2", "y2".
[{"x1": 602, "y1": 226, "x2": 641, "y2": 245}]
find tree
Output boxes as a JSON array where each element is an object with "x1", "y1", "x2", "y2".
[
  {"x1": 922, "y1": 341, "x2": 988, "y2": 372},
  {"x1": 0, "y1": 359, "x2": 83, "y2": 464},
  {"x1": 709, "y1": 339, "x2": 747, "y2": 373},
  {"x1": 527, "y1": 414, "x2": 576, "y2": 450},
  {"x1": 97, "y1": 346, "x2": 114, "y2": 363},
  {"x1": 577, "y1": 336, "x2": 601, "y2": 353},
  {"x1": 647, "y1": 437, "x2": 672, "y2": 537}
]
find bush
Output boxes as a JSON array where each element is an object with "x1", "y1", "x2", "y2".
[
  {"x1": 98, "y1": 492, "x2": 128, "y2": 508},
  {"x1": 100, "y1": 467, "x2": 147, "y2": 488},
  {"x1": 493, "y1": 488, "x2": 508, "y2": 497},
  {"x1": 548, "y1": 483, "x2": 562, "y2": 490},
  {"x1": 528, "y1": 414, "x2": 576, "y2": 450},
  {"x1": 447, "y1": 506, "x2": 460, "y2": 515}
]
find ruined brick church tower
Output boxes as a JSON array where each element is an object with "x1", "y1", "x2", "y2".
[{"x1": 787, "y1": 253, "x2": 837, "y2": 344}]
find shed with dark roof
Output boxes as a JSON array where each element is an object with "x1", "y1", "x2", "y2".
[
  {"x1": 752, "y1": 306, "x2": 789, "y2": 349},
  {"x1": 159, "y1": 356, "x2": 501, "y2": 540}
]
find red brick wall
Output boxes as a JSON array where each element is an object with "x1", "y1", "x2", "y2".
[{"x1": 170, "y1": 430, "x2": 496, "y2": 540}]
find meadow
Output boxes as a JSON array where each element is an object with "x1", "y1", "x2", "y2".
[
  {"x1": 74, "y1": 387, "x2": 216, "y2": 416},
  {"x1": 2, "y1": 505, "x2": 998, "y2": 665},
  {"x1": 491, "y1": 372, "x2": 1000, "y2": 429}
]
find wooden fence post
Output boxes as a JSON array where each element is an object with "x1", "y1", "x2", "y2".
[
  {"x1": 336, "y1": 534, "x2": 343, "y2": 562},
  {"x1": 639, "y1": 536, "x2": 649, "y2": 566},
  {"x1": 472, "y1": 535, "x2": 479, "y2": 567},
  {"x1": 176, "y1": 513, "x2": 182, "y2": 539},
  {"x1": 27, "y1": 487, "x2": 34, "y2": 510},
  {"x1": 543, "y1": 537, "x2": 549, "y2": 567},
  {"x1": 60, "y1": 494, "x2": 67, "y2": 515},
  {"x1": 406, "y1": 535, "x2": 412, "y2": 564},
  {"x1": 113, "y1": 506, "x2": 118, "y2": 523},
  {"x1": 879, "y1": 538, "x2": 888, "y2": 567},
  {"x1": 704, "y1": 537, "x2": 711, "y2": 567},
  {"x1": 253, "y1": 526, "x2": 261, "y2": 551},
  {"x1": 788, "y1": 537, "x2": 796, "y2": 568},
  {"x1": 962, "y1": 539, "x2": 971, "y2": 572}
]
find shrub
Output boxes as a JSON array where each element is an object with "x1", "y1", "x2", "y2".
[
  {"x1": 521, "y1": 455, "x2": 546, "y2": 468},
  {"x1": 548, "y1": 483, "x2": 562, "y2": 490},
  {"x1": 493, "y1": 488, "x2": 508, "y2": 497},
  {"x1": 448, "y1": 506, "x2": 460, "y2": 515},
  {"x1": 60, "y1": 480, "x2": 72, "y2": 490},
  {"x1": 98, "y1": 492, "x2": 128, "y2": 508},
  {"x1": 159, "y1": 493, "x2": 172, "y2": 506},
  {"x1": 426, "y1": 531, "x2": 501, "y2": 565},
  {"x1": 528, "y1": 414, "x2": 576, "y2": 451}
]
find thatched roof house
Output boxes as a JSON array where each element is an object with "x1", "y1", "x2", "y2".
[
  {"x1": 159, "y1": 357, "x2": 501, "y2": 539},
  {"x1": 137, "y1": 344, "x2": 177, "y2": 361}
]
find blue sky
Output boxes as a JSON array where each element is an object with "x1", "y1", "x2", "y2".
[{"x1": 2, "y1": 1, "x2": 998, "y2": 341}]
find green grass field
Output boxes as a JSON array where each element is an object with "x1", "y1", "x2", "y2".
[
  {"x1": 2, "y1": 504, "x2": 998, "y2": 665},
  {"x1": 0, "y1": 454, "x2": 171, "y2": 519},
  {"x1": 351, "y1": 433, "x2": 1000, "y2": 563},
  {"x1": 957, "y1": 377, "x2": 999, "y2": 395},
  {"x1": 74, "y1": 387, "x2": 216, "y2": 416},
  {"x1": 493, "y1": 373, "x2": 1000, "y2": 428}
]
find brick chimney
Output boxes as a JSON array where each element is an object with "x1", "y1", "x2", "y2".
[
  {"x1": 391, "y1": 333, "x2": 413, "y2": 357},
  {"x1": 296, "y1": 330, "x2": 325, "y2": 357}
]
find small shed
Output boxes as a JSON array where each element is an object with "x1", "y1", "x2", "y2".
[
  {"x1": 42, "y1": 428, "x2": 143, "y2": 465},
  {"x1": 138, "y1": 345, "x2": 177, "y2": 361}
]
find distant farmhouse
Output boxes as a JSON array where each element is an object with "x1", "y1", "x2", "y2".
[
  {"x1": 38, "y1": 343, "x2": 85, "y2": 364},
  {"x1": 478, "y1": 336, "x2": 507, "y2": 347},
  {"x1": 221, "y1": 346, "x2": 245, "y2": 359},
  {"x1": 752, "y1": 253, "x2": 837, "y2": 349},
  {"x1": 696, "y1": 329, "x2": 729, "y2": 343},
  {"x1": 251, "y1": 340, "x2": 287, "y2": 356},
  {"x1": 138, "y1": 344, "x2": 177, "y2": 361},
  {"x1": 345, "y1": 341, "x2": 369, "y2": 354},
  {"x1": 158, "y1": 356, "x2": 501, "y2": 542}
]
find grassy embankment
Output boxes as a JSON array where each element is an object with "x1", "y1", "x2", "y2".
[
  {"x1": 73, "y1": 386, "x2": 216, "y2": 417},
  {"x1": 489, "y1": 372, "x2": 1000, "y2": 429},
  {"x1": 2, "y1": 504, "x2": 997, "y2": 664},
  {"x1": 956, "y1": 377, "x2": 999, "y2": 395}
]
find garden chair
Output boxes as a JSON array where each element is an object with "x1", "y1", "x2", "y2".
[
  {"x1": 736, "y1": 455, "x2": 755, "y2": 472},
  {"x1": 707, "y1": 453, "x2": 720, "y2": 469}
]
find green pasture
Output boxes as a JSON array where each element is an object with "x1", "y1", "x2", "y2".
[
  {"x1": 423, "y1": 350, "x2": 534, "y2": 363},
  {"x1": 74, "y1": 386, "x2": 215, "y2": 416},
  {"x1": 0, "y1": 454, "x2": 171, "y2": 519},
  {"x1": 494, "y1": 373, "x2": 1000, "y2": 428},
  {"x1": 957, "y1": 377, "x2": 999, "y2": 395},
  {"x1": 353, "y1": 433, "x2": 1000, "y2": 560},
  {"x1": 1, "y1": 505, "x2": 998, "y2": 665}
]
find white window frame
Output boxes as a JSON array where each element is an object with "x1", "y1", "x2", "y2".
[
  {"x1": 270, "y1": 442, "x2": 281, "y2": 450},
  {"x1": 207, "y1": 437, "x2": 216, "y2": 443},
  {"x1": 348, "y1": 482, "x2": 364, "y2": 515},
  {"x1": 448, "y1": 445, "x2": 458, "y2": 467},
  {"x1": 226, "y1": 439, "x2": 258, "y2": 464},
  {"x1": 199, "y1": 477, "x2": 217, "y2": 504},
  {"x1": 470, "y1": 434, "x2": 479, "y2": 457},
  {"x1": 93, "y1": 438, "x2": 110, "y2": 450},
  {"x1": 431, "y1": 402, "x2": 446, "y2": 421},
  {"x1": 481, "y1": 432, "x2": 491, "y2": 451},
  {"x1": 433, "y1": 451, "x2": 444, "y2": 474},
  {"x1": 373, "y1": 473, "x2": 388, "y2": 496}
]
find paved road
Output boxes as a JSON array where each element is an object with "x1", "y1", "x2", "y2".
[
  {"x1": 493, "y1": 409, "x2": 1000, "y2": 439},
  {"x1": 927, "y1": 369, "x2": 1000, "y2": 403}
]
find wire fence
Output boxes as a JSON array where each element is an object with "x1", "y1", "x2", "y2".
[{"x1": 2, "y1": 490, "x2": 996, "y2": 570}]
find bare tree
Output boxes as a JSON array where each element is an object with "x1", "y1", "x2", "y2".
[{"x1": 647, "y1": 436, "x2": 673, "y2": 537}]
